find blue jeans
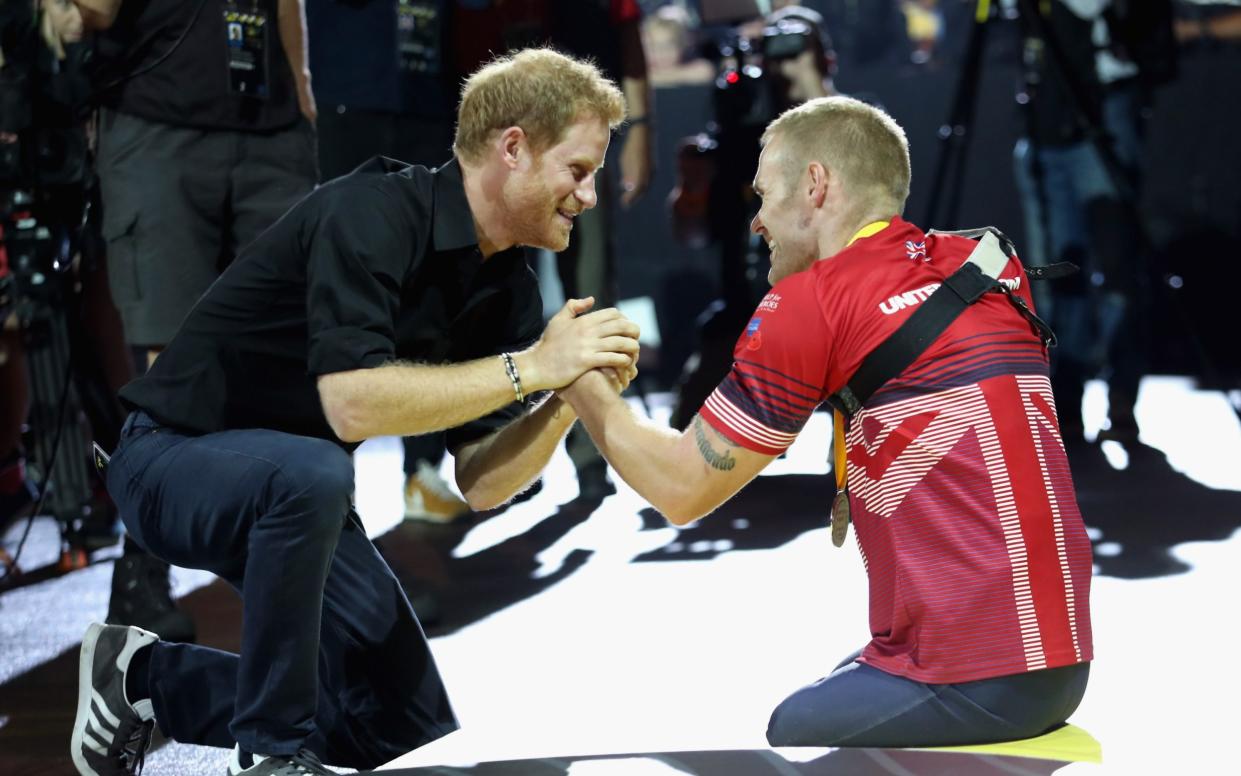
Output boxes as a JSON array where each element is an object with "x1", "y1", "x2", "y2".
[
  {"x1": 767, "y1": 650, "x2": 1089, "y2": 747},
  {"x1": 106, "y1": 411, "x2": 457, "y2": 768}
]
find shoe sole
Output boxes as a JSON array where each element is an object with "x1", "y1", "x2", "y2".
[
  {"x1": 403, "y1": 511, "x2": 467, "y2": 524},
  {"x1": 70, "y1": 622, "x2": 104, "y2": 776}
]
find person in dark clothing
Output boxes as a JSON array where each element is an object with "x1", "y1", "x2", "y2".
[
  {"x1": 306, "y1": 0, "x2": 468, "y2": 524},
  {"x1": 70, "y1": 49, "x2": 637, "y2": 776},
  {"x1": 75, "y1": 0, "x2": 320, "y2": 641},
  {"x1": 1012, "y1": 0, "x2": 1152, "y2": 444}
]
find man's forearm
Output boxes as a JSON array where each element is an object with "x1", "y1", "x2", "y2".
[
  {"x1": 622, "y1": 74, "x2": 650, "y2": 122},
  {"x1": 568, "y1": 376, "x2": 706, "y2": 523},
  {"x1": 278, "y1": 0, "x2": 314, "y2": 120},
  {"x1": 454, "y1": 396, "x2": 578, "y2": 510},
  {"x1": 318, "y1": 354, "x2": 536, "y2": 443}
]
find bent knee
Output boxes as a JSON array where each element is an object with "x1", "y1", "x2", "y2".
[
  {"x1": 767, "y1": 694, "x2": 847, "y2": 748},
  {"x1": 274, "y1": 441, "x2": 355, "y2": 518},
  {"x1": 767, "y1": 698, "x2": 810, "y2": 747}
]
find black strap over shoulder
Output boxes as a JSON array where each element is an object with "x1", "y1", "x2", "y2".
[{"x1": 827, "y1": 227, "x2": 1061, "y2": 420}]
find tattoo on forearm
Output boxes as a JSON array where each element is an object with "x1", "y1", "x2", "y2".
[{"x1": 693, "y1": 417, "x2": 737, "y2": 471}]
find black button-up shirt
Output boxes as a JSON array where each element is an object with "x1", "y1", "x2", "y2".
[{"x1": 119, "y1": 157, "x2": 543, "y2": 451}]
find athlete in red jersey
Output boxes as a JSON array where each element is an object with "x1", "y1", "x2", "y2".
[{"x1": 561, "y1": 96, "x2": 1092, "y2": 747}]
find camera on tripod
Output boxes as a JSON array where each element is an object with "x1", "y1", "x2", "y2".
[
  {"x1": 1, "y1": 8, "x2": 123, "y2": 573},
  {"x1": 1, "y1": 189, "x2": 66, "y2": 319}
]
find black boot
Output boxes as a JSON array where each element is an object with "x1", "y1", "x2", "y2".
[{"x1": 106, "y1": 541, "x2": 197, "y2": 643}]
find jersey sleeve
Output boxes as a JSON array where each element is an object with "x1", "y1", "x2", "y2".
[{"x1": 698, "y1": 272, "x2": 833, "y2": 455}]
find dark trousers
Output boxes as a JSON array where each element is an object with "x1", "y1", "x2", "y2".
[
  {"x1": 767, "y1": 650, "x2": 1089, "y2": 748},
  {"x1": 106, "y1": 412, "x2": 457, "y2": 768},
  {"x1": 97, "y1": 110, "x2": 318, "y2": 347}
]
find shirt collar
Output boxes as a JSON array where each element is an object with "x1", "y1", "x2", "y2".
[
  {"x1": 430, "y1": 158, "x2": 482, "y2": 253},
  {"x1": 846, "y1": 220, "x2": 892, "y2": 247}
]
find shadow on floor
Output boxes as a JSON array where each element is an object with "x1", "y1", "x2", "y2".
[{"x1": 382, "y1": 746, "x2": 1084, "y2": 775}]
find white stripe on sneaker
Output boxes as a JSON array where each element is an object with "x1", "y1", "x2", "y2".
[
  {"x1": 86, "y1": 708, "x2": 115, "y2": 743},
  {"x1": 91, "y1": 689, "x2": 121, "y2": 729},
  {"x1": 84, "y1": 728, "x2": 109, "y2": 756}
]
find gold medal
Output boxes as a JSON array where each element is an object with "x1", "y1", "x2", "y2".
[
  {"x1": 831, "y1": 488, "x2": 850, "y2": 548},
  {"x1": 830, "y1": 409, "x2": 850, "y2": 548}
]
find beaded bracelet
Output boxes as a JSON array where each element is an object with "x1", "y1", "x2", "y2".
[{"x1": 500, "y1": 352, "x2": 524, "y2": 404}]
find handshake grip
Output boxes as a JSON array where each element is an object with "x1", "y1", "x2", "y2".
[{"x1": 525, "y1": 298, "x2": 641, "y2": 393}]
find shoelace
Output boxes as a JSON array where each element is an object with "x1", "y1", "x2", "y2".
[
  {"x1": 276, "y1": 750, "x2": 333, "y2": 775},
  {"x1": 119, "y1": 721, "x2": 153, "y2": 775}
]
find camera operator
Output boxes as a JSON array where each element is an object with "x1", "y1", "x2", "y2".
[
  {"x1": 2, "y1": 1, "x2": 130, "y2": 562},
  {"x1": 670, "y1": 4, "x2": 841, "y2": 429},
  {"x1": 4, "y1": 1, "x2": 186, "y2": 647},
  {"x1": 1, "y1": 3, "x2": 39, "y2": 538}
]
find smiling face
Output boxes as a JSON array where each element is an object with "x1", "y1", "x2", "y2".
[
  {"x1": 505, "y1": 116, "x2": 611, "y2": 252},
  {"x1": 750, "y1": 137, "x2": 821, "y2": 285}
]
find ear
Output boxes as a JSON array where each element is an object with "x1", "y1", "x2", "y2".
[
  {"x1": 806, "y1": 161, "x2": 829, "y2": 208},
  {"x1": 498, "y1": 126, "x2": 526, "y2": 171}
]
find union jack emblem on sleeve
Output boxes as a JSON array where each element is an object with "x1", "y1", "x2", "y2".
[{"x1": 905, "y1": 240, "x2": 928, "y2": 262}]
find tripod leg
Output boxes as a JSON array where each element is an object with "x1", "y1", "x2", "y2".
[{"x1": 924, "y1": 0, "x2": 992, "y2": 227}]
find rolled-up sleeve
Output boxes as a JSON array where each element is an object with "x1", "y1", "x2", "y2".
[{"x1": 305, "y1": 188, "x2": 417, "y2": 376}]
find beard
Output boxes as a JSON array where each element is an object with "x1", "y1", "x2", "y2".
[{"x1": 506, "y1": 175, "x2": 576, "y2": 252}]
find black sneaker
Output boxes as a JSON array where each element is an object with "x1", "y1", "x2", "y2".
[
  {"x1": 227, "y1": 747, "x2": 337, "y2": 775},
  {"x1": 106, "y1": 548, "x2": 197, "y2": 643},
  {"x1": 70, "y1": 623, "x2": 158, "y2": 776}
]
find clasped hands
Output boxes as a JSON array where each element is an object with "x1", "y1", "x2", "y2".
[{"x1": 521, "y1": 297, "x2": 640, "y2": 407}]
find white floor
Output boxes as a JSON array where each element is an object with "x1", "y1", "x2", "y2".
[{"x1": 360, "y1": 377, "x2": 1241, "y2": 774}]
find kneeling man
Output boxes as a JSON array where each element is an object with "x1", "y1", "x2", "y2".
[{"x1": 562, "y1": 96, "x2": 1092, "y2": 748}]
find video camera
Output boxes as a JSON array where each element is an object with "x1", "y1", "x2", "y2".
[
  {"x1": 1, "y1": 188, "x2": 65, "y2": 321},
  {"x1": 703, "y1": 14, "x2": 828, "y2": 133},
  {"x1": 1, "y1": 4, "x2": 94, "y2": 325}
]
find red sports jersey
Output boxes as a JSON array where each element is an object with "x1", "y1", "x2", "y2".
[{"x1": 699, "y1": 217, "x2": 1093, "y2": 683}]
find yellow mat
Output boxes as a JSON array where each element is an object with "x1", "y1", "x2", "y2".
[{"x1": 914, "y1": 724, "x2": 1102, "y2": 764}]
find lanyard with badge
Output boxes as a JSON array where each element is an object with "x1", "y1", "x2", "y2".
[
  {"x1": 396, "y1": 0, "x2": 443, "y2": 74},
  {"x1": 223, "y1": 0, "x2": 269, "y2": 98}
]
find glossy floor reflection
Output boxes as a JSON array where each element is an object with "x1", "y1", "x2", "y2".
[{"x1": 2, "y1": 378, "x2": 1238, "y2": 775}]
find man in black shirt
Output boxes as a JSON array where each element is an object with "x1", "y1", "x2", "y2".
[{"x1": 70, "y1": 49, "x2": 636, "y2": 776}]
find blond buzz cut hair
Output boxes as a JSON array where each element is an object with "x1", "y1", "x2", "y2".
[
  {"x1": 761, "y1": 96, "x2": 911, "y2": 215},
  {"x1": 454, "y1": 48, "x2": 627, "y2": 164}
]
